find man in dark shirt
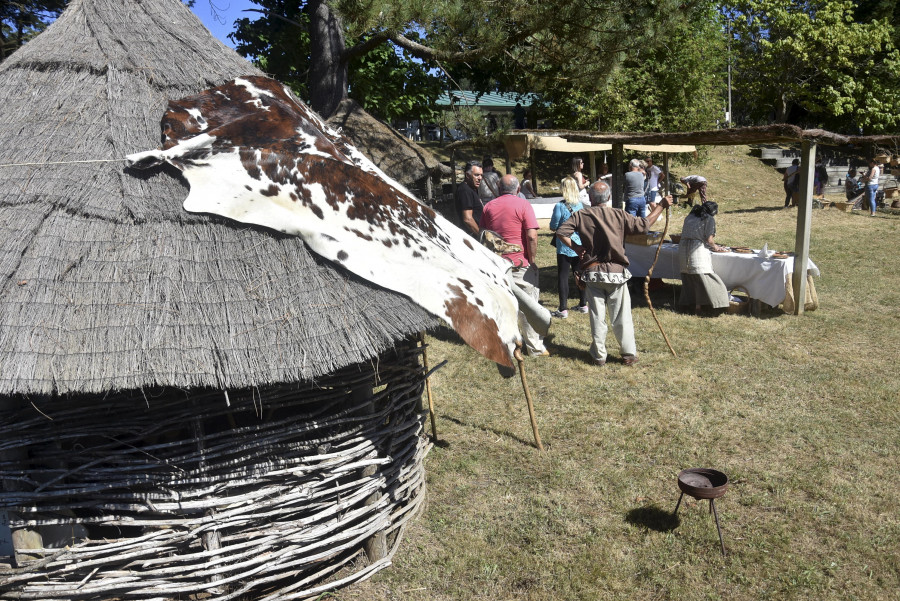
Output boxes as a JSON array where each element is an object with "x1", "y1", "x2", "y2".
[
  {"x1": 456, "y1": 161, "x2": 484, "y2": 236},
  {"x1": 556, "y1": 180, "x2": 672, "y2": 366}
]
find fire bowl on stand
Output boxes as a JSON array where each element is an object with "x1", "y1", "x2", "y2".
[{"x1": 673, "y1": 468, "x2": 729, "y2": 556}]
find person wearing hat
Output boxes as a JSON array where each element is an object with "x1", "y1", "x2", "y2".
[{"x1": 680, "y1": 174, "x2": 708, "y2": 206}]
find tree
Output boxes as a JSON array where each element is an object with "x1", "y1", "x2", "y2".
[
  {"x1": 232, "y1": 0, "x2": 706, "y2": 119},
  {"x1": 0, "y1": 0, "x2": 67, "y2": 62},
  {"x1": 232, "y1": 3, "x2": 443, "y2": 123},
  {"x1": 725, "y1": 0, "x2": 900, "y2": 132},
  {"x1": 541, "y1": 2, "x2": 727, "y2": 132}
]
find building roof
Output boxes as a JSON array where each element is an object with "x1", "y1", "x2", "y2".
[
  {"x1": 437, "y1": 90, "x2": 538, "y2": 108},
  {"x1": 0, "y1": 0, "x2": 437, "y2": 396}
]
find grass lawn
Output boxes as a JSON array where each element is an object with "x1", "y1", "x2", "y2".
[{"x1": 344, "y1": 145, "x2": 899, "y2": 600}]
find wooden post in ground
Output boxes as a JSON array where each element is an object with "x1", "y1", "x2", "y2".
[
  {"x1": 663, "y1": 153, "x2": 670, "y2": 195},
  {"x1": 793, "y1": 140, "x2": 815, "y2": 315},
  {"x1": 355, "y1": 384, "x2": 388, "y2": 561},
  {"x1": 612, "y1": 143, "x2": 624, "y2": 209},
  {"x1": 419, "y1": 332, "x2": 438, "y2": 442},
  {"x1": 514, "y1": 344, "x2": 544, "y2": 451},
  {"x1": 588, "y1": 150, "x2": 597, "y2": 181},
  {"x1": 530, "y1": 151, "x2": 538, "y2": 196}
]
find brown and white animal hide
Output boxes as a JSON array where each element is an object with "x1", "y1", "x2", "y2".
[{"x1": 126, "y1": 76, "x2": 520, "y2": 367}]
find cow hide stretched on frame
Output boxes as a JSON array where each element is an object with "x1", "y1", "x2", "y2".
[{"x1": 126, "y1": 76, "x2": 520, "y2": 367}]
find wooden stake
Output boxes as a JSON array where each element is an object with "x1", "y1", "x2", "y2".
[
  {"x1": 514, "y1": 344, "x2": 544, "y2": 451},
  {"x1": 644, "y1": 206, "x2": 677, "y2": 356},
  {"x1": 419, "y1": 332, "x2": 438, "y2": 442}
]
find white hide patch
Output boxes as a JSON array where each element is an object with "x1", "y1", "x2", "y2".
[{"x1": 126, "y1": 76, "x2": 522, "y2": 367}]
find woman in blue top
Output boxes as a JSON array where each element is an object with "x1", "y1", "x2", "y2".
[{"x1": 549, "y1": 176, "x2": 588, "y2": 318}]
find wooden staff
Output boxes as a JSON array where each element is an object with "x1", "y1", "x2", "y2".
[
  {"x1": 643, "y1": 204, "x2": 677, "y2": 356},
  {"x1": 514, "y1": 343, "x2": 544, "y2": 451},
  {"x1": 419, "y1": 331, "x2": 438, "y2": 441}
]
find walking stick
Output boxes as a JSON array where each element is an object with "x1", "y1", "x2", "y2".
[
  {"x1": 419, "y1": 331, "x2": 438, "y2": 441},
  {"x1": 643, "y1": 204, "x2": 678, "y2": 357},
  {"x1": 514, "y1": 343, "x2": 544, "y2": 451}
]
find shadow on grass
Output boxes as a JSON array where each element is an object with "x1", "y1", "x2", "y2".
[
  {"x1": 625, "y1": 504, "x2": 681, "y2": 532},
  {"x1": 723, "y1": 205, "x2": 791, "y2": 215},
  {"x1": 440, "y1": 414, "x2": 538, "y2": 450}
]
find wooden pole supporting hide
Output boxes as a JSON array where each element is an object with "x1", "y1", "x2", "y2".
[
  {"x1": 612, "y1": 143, "x2": 624, "y2": 209},
  {"x1": 530, "y1": 151, "x2": 538, "y2": 196},
  {"x1": 419, "y1": 332, "x2": 438, "y2": 442},
  {"x1": 514, "y1": 344, "x2": 544, "y2": 451},
  {"x1": 589, "y1": 150, "x2": 597, "y2": 181},
  {"x1": 792, "y1": 141, "x2": 815, "y2": 315}
]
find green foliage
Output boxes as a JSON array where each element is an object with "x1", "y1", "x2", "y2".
[
  {"x1": 725, "y1": 0, "x2": 900, "y2": 132},
  {"x1": 0, "y1": 0, "x2": 67, "y2": 62},
  {"x1": 348, "y1": 36, "x2": 443, "y2": 122},
  {"x1": 232, "y1": 1, "x2": 442, "y2": 120},
  {"x1": 232, "y1": 0, "x2": 710, "y2": 122},
  {"x1": 232, "y1": 2, "x2": 313, "y2": 99},
  {"x1": 542, "y1": 4, "x2": 727, "y2": 132}
]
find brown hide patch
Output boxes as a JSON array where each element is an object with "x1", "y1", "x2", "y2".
[{"x1": 445, "y1": 284, "x2": 512, "y2": 367}]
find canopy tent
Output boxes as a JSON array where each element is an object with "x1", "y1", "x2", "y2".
[
  {"x1": 503, "y1": 133, "x2": 696, "y2": 197},
  {"x1": 504, "y1": 134, "x2": 696, "y2": 159},
  {"x1": 507, "y1": 123, "x2": 900, "y2": 315}
]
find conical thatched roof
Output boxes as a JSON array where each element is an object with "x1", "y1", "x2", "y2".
[
  {"x1": 327, "y1": 98, "x2": 451, "y2": 188},
  {"x1": 0, "y1": 0, "x2": 436, "y2": 396}
]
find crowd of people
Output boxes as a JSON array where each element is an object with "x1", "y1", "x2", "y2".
[{"x1": 455, "y1": 155, "x2": 696, "y2": 366}]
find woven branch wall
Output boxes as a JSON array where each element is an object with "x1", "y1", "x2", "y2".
[{"x1": 0, "y1": 338, "x2": 431, "y2": 600}]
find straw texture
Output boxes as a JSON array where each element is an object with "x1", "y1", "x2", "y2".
[{"x1": 0, "y1": 0, "x2": 438, "y2": 395}]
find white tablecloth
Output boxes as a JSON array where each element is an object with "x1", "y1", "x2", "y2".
[{"x1": 624, "y1": 243, "x2": 821, "y2": 307}]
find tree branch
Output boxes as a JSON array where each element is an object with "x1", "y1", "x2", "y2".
[{"x1": 343, "y1": 29, "x2": 490, "y2": 63}]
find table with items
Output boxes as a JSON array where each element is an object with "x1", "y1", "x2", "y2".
[{"x1": 624, "y1": 242, "x2": 820, "y2": 310}]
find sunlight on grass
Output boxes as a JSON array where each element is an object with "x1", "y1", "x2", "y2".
[{"x1": 344, "y1": 145, "x2": 900, "y2": 601}]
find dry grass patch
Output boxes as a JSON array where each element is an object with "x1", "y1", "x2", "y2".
[{"x1": 342, "y1": 145, "x2": 899, "y2": 601}]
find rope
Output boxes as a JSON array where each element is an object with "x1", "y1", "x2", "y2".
[
  {"x1": 644, "y1": 205, "x2": 677, "y2": 356},
  {"x1": 0, "y1": 158, "x2": 128, "y2": 168}
]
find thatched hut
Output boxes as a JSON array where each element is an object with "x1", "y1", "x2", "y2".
[
  {"x1": 326, "y1": 99, "x2": 451, "y2": 201},
  {"x1": 0, "y1": 0, "x2": 440, "y2": 598}
]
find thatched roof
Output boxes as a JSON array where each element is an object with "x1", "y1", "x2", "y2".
[
  {"x1": 326, "y1": 98, "x2": 451, "y2": 188},
  {"x1": 0, "y1": 0, "x2": 437, "y2": 396}
]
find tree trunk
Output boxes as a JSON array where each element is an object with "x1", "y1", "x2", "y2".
[
  {"x1": 774, "y1": 92, "x2": 790, "y2": 123},
  {"x1": 308, "y1": 0, "x2": 348, "y2": 118}
]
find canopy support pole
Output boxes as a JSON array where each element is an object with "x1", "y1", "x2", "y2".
[
  {"x1": 612, "y1": 143, "x2": 624, "y2": 209},
  {"x1": 663, "y1": 153, "x2": 670, "y2": 195},
  {"x1": 792, "y1": 140, "x2": 815, "y2": 315},
  {"x1": 588, "y1": 151, "x2": 596, "y2": 181}
]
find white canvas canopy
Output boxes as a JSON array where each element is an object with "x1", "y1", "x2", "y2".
[{"x1": 503, "y1": 134, "x2": 695, "y2": 160}]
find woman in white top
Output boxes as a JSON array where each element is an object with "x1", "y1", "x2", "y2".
[
  {"x1": 862, "y1": 159, "x2": 880, "y2": 216},
  {"x1": 678, "y1": 201, "x2": 730, "y2": 313},
  {"x1": 520, "y1": 168, "x2": 536, "y2": 198}
]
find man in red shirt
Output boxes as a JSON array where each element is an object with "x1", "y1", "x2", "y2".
[{"x1": 480, "y1": 174, "x2": 548, "y2": 356}]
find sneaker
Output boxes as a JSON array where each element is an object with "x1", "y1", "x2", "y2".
[
  {"x1": 574, "y1": 305, "x2": 589, "y2": 314},
  {"x1": 591, "y1": 358, "x2": 606, "y2": 367},
  {"x1": 622, "y1": 355, "x2": 639, "y2": 366},
  {"x1": 551, "y1": 309, "x2": 568, "y2": 319}
]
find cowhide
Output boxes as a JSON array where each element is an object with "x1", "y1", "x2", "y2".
[{"x1": 126, "y1": 76, "x2": 520, "y2": 367}]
